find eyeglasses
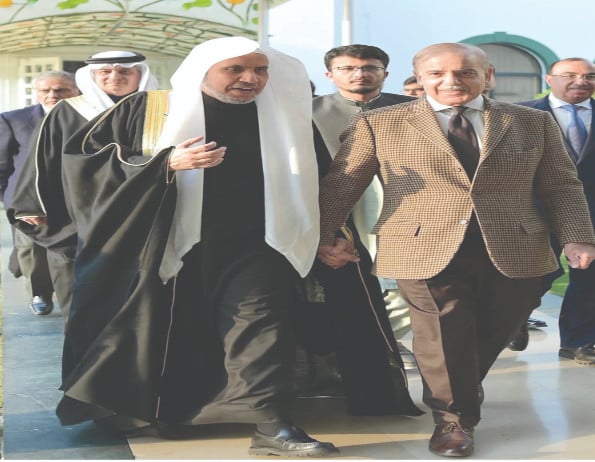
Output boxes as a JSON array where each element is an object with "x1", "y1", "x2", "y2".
[
  {"x1": 549, "y1": 73, "x2": 595, "y2": 82},
  {"x1": 332, "y1": 65, "x2": 385, "y2": 74}
]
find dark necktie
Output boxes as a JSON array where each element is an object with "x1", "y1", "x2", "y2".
[
  {"x1": 561, "y1": 104, "x2": 587, "y2": 160},
  {"x1": 448, "y1": 106, "x2": 480, "y2": 179}
]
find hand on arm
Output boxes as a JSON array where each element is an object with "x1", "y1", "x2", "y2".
[
  {"x1": 563, "y1": 243, "x2": 595, "y2": 269},
  {"x1": 317, "y1": 237, "x2": 360, "y2": 269},
  {"x1": 168, "y1": 136, "x2": 226, "y2": 171}
]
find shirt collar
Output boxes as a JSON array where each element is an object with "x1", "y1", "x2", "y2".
[
  {"x1": 337, "y1": 92, "x2": 382, "y2": 107},
  {"x1": 426, "y1": 94, "x2": 485, "y2": 113},
  {"x1": 548, "y1": 93, "x2": 592, "y2": 110}
]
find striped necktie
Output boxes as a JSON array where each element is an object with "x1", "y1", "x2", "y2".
[{"x1": 561, "y1": 104, "x2": 587, "y2": 160}]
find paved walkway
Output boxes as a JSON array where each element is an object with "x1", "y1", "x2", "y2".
[
  {"x1": 2, "y1": 215, "x2": 595, "y2": 460},
  {"x1": 0, "y1": 217, "x2": 132, "y2": 459}
]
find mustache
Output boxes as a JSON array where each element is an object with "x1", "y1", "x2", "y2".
[{"x1": 440, "y1": 86, "x2": 466, "y2": 91}]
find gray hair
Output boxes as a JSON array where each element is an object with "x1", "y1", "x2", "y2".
[
  {"x1": 413, "y1": 43, "x2": 489, "y2": 72},
  {"x1": 33, "y1": 70, "x2": 77, "y2": 87}
]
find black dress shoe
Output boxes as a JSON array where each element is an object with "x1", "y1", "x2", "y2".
[
  {"x1": 559, "y1": 345, "x2": 595, "y2": 365},
  {"x1": 249, "y1": 424, "x2": 339, "y2": 457},
  {"x1": 29, "y1": 296, "x2": 54, "y2": 316},
  {"x1": 527, "y1": 317, "x2": 547, "y2": 329},
  {"x1": 429, "y1": 422, "x2": 474, "y2": 457},
  {"x1": 508, "y1": 323, "x2": 529, "y2": 351}
]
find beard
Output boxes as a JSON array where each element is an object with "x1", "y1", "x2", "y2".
[
  {"x1": 202, "y1": 81, "x2": 256, "y2": 104},
  {"x1": 347, "y1": 84, "x2": 381, "y2": 95}
]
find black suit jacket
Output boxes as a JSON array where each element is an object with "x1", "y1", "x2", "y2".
[
  {"x1": 518, "y1": 96, "x2": 595, "y2": 223},
  {"x1": 0, "y1": 104, "x2": 44, "y2": 207}
]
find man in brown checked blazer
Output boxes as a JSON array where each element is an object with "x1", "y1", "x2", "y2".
[{"x1": 318, "y1": 43, "x2": 595, "y2": 458}]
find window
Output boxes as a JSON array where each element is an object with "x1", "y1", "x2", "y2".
[
  {"x1": 478, "y1": 44, "x2": 543, "y2": 103},
  {"x1": 18, "y1": 57, "x2": 61, "y2": 106}
]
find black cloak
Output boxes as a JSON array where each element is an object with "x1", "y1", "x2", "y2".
[{"x1": 56, "y1": 91, "x2": 422, "y2": 427}]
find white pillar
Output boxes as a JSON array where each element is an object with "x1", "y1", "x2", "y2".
[
  {"x1": 341, "y1": 0, "x2": 352, "y2": 45},
  {"x1": 258, "y1": 0, "x2": 270, "y2": 46}
]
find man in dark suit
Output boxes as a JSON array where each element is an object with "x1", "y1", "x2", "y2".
[
  {"x1": 518, "y1": 57, "x2": 595, "y2": 365},
  {"x1": 0, "y1": 71, "x2": 79, "y2": 315},
  {"x1": 318, "y1": 43, "x2": 595, "y2": 457}
]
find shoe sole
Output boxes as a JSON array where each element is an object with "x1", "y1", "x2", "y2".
[
  {"x1": 248, "y1": 446, "x2": 339, "y2": 457},
  {"x1": 429, "y1": 446, "x2": 474, "y2": 458},
  {"x1": 29, "y1": 306, "x2": 53, "y2": 316},
  {"x1": 559, "y1": 350, "x2": 595, "y2": 366},
  {"x1": 507, "y1": 344, "x2": 528, "y2": 352}
]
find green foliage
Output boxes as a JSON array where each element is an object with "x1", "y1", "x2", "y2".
[
  {"x1": 534, "y1": 88, "x2": 551, "y2": 99},
  {"x1": 183, "y1": 0, "x2": 213, "y2": 9},
  {"x1": 549, "y1": 256, "x2": 569, "y2": 297},
  {"x1": 57, "y1": 0, "x2": 89, "y2": 9}
]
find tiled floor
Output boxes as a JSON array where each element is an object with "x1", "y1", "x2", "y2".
[
  {"x1": 2, "y1": 210, "x2": 595, "y2": 459},
  {"x1": 128, "y1": 294, "x2": 595, "y2": 460}
]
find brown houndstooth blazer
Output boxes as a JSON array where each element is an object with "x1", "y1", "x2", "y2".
[{"x1": 319, "y1": 96, "x2": 595, "y2": 280}]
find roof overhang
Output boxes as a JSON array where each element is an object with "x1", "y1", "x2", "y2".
[{"x1": 0, "y1": 0, "x2": 288, "y2": 57}]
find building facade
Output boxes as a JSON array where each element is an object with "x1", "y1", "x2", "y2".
[{"x1": 269, "y1": 0, "x2": 595, "y2": 102}]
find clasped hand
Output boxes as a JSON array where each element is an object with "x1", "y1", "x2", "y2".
[
  {"x1": 168, "y1": 136, "x2": 226, "y2": 171},
  {"x1": 317, "y1": 238, "x2": 360, "y2": 269}
]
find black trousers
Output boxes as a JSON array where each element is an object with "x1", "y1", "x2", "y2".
[
  {"x1": 396, "y1": 233, "x2": 541, "y2": 427},
  {"x1": 546, "y1": 237, "x2": 595, "y2": 349}
]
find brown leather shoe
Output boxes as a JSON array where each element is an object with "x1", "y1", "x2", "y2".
[{"x1": 429, "y1": 422, "x2": 474, "y2": 457}]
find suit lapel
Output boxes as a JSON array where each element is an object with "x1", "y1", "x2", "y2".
[
  {"x1": 539, "y1": 97, "x2": 577, "y2": 161},
  {"x1": 539, "y1": 96, "x2": 592, "y2": 164},
  {"x1": 481, "y1": 100, "x2": 513, "y2": 162},
  {"x1": 533, "y1": 96, "x2": 552, "y2": 112},
  {"x1": 405, "y1": 100, "x2": 458, "y2": 158}
]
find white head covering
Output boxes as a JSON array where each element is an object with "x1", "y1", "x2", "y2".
[
  {"x1": 157, "y1": 36, "x2": 319, "y2": 281},
  {"x1": 75, "y1": 50, "x2": 159, "y2": 112}
]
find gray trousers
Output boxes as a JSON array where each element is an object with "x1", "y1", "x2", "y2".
[
  {"x1": 14, "y1": 228, "x2": 74, "y2": 321},
  {"x1": 14, "y1": 228, "x2": 53, "y2": 301}
]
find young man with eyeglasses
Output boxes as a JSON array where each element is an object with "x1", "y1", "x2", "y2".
[
  {"x1": 309, "y1": 44, "x2": 422, "y2": 417},
  {"x1": 518, "y1": 57, "x2": 595, "y2": 365}
]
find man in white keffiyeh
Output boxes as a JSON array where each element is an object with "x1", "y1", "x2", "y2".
[
  {"x1": 53, "y1": 37, "x2": 337, "y2": 458},
  {"x1": 75, "y1": 50, "x2": 159, "y2": 113},
  {"x1": 7, "y1": 50, "x2": 159, "y2": 326}
]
